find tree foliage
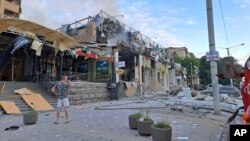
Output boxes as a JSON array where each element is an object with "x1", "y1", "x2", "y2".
[
  {"x1": 198, "y1": 56, "x2": 243, "y2": 86},
  {"x1": 173, "y1": 53, "x2": 200, "y2": 79},
  {"x1": 173, "y1": 52, "x2": 244, "y2": 86}
]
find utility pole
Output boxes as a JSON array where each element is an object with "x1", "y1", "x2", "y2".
[
  {"x1": 226, "y1": 48, "x2": 234, "y2": 87},
  {"x1": 218, "y1": 43, "x2": 244, "y2": 87},
  {"x1": 206, "y1": 0, "x2": 220, "y2": 115}
]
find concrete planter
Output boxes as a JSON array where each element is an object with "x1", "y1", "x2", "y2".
[
  {"x1": 151, "y1": 124, "x2": 172, "y2": 141},
  {"x1": 128, "y1": 115, "x2": 139, "y2": 129},
  {"x1": 23, "y1": 112, "x2": 38, "y2": 125},
  {"x1": 137, "y1": 119, "x2": 154, "y2": 136}
]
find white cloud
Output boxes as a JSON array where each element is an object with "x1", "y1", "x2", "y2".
[
  {"x1": 235, "y1": 0, "x2": 250, "y2": 8},
  {"x1": 186, "y1": 19, "x2": 195, "y2": 25},
  {"x1": 119, "y1": 0, "x2": 187, "y2": 47},
  {"x1": 20, "y1": 0, "x2": 190, "y2": 47},
  {"x1": 21, "y1": 0, "x2": 121, "y2": 29}
]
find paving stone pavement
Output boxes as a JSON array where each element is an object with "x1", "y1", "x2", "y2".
[{"x1": 0, "y1": 99, "x2": 227, "y2": 141}]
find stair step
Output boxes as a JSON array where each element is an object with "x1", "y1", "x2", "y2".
[{"x1": 0, "y1": 82, "x2": 57, "y2": 114}]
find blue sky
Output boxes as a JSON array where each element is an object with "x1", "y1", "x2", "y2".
[{"x1": 21, "y1": 0, "x2": 250, "y2": 65}]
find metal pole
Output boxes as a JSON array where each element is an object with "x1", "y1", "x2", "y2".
[
  {"x1": 226, "y1": 48, "x2": 233, "y2": 87},
  {"x1": 226, "y1": 48, "x2": 230, "y2": 56},
  {"x1": 206, "y1": 0, "x2": 221, "y2": 115}
]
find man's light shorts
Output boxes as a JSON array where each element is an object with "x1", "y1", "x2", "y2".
[{"x1": 57, "y1": 98, "x2": 70, "y2": 108}]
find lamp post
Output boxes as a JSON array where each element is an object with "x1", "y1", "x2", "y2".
[
  {"x1": 217, "y1": 43, "x2": 244, "y2": 87},
  {"x1": 217, "y1": 43, "x2": 244, "y2": 56}
]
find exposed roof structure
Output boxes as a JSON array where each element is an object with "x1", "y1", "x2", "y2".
[{"x1": 0, "y1": 18, "x2": 78, "y2": 51}]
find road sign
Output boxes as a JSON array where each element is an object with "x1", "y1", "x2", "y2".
[
  {"x1": 116, "y1": 61, "x2": 125, "y2": 68},
  {"x1": 206, "y1": 51, "x2": 219, "y2": 61}
]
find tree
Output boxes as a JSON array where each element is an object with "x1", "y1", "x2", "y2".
[
  {"x1": 198, "y1": 56, "x2": 243, "y2": 86},
  {"x1": 199, "y1": 56, "x2": 211, "y2": 85},
  {"x1": 180, "y1": 53, "x2": 200, "y2": 79},
  {"x1": 173, "y1": 53, "x2": 182, "y2": 63},
  {"x1": 173, "y1": 53, "x2": 200, "y2": 85}
]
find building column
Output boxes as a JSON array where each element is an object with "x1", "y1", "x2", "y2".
[
  {"x1": 114, "y1": 48, "x2": 119, "y2": 83},
  {"x1": 138, "y1": 54, "x2": 143, "y2": 95},
  {"x1": 59, "y1": 52, "x2": 63, "y2": 80},
  {"x1": 134, "y1": 55, "x2": 138, "y2": 81}
]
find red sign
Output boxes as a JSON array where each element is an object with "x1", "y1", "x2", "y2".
[
  {"x1": 76, "y1": 51, "x2": 97, "y2": 59},
  {"x1": 242, "y1": 68, "x2": 250, "y2": 113}
]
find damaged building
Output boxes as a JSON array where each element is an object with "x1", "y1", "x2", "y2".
[
  {"x1": 0, "y1": 10, "x2": 187, "y2": 103},
  {"x1": 57, "y1": 10, "x2": 180, "y2": 97}
]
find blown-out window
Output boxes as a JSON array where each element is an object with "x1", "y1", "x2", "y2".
[{"x1": 96, "y1": 61, "x2": 108, "y2": 76}]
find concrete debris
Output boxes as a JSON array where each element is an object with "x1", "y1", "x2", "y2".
[
  {"x1": 191, "y1": 91, "x2": 200, "y2": 97},
  {"x1": 220, "y1": 94, "x2": 228, "y2": 102},
  {"x1": 169, "y1": 87, "x2": 182, "y2": 95},
  {"x1": 177, "y1": 92, "x2": 184, "y2": 97},
  {"x1": 195, "y1": 95, "x2": 206, "y2": 101},
  {"x1": 177, "y1": 137, "x2": 189, "y2": 140},
  {"x1": 170, "y1": 105, "x2": 184, "y2": 112},
  {"x1": 90, "y1": 130, "x2": 96, "y2": 133}
]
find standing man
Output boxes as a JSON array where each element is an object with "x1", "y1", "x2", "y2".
[{"x1": 51, "y1": 74, "x2": 75, "y2": 124}]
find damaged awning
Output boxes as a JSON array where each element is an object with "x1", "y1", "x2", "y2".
[{"x1": 0, "y1": 18, "x2": 79, "y2": 51}]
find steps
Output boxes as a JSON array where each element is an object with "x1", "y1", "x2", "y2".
[
  {"x1": 0, "y1": 81, "x2": 111, "y2": 114},
  {"x1": 0, "y1": 81, "x2": 56, "y2": 114}
]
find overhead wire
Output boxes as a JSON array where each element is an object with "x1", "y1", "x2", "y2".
[{"x1": 218, "y1": 0, "x2": 230, "y2": 49}]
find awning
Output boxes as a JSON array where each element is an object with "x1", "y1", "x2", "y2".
[{"x1": 0, "y1": 18, "x2": 79, "y2": 51}]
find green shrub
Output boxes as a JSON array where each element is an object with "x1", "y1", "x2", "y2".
[
  {"x1": 144, "y1": 118, "x2": 153, "y2": 121},
  {"x1": 27, "y1": 108, "x2": 38, "y2": 114},
  {"x1": 154, "y1": 122, "x2": 171, "y2": 129},
  {"x1": 130, "y1": 112, "x2": 143, "y2": 119}
]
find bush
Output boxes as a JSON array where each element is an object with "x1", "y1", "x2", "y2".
[
  {"x1": 154, "y1": 122, "x2": 170, "y2": 129},
  {"x1": 130, "y1": 112, "x2": 143, "y2": 119}
]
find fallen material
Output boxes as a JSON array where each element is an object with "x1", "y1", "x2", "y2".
[
  {"x1": 14, "y1": 87, "x2": 54, "y2": 111},
  {"x1": 14, "y1": 88, "x2": 34, "y2": 95},
  {"x1": 4, "y1": 126, "x2": 19, "y2": 131},
  {"x1": 21, "y1": 94, "x2": 53, "y2": 111},
  {"x1": 0, "y1": 101, "x2": 21, "y2": 114}
]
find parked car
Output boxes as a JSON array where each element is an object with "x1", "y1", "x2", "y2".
[
  {"x1": 206, "y1": 84, "x2": 224, "y2": 89},
  {"x1": 202, "y1": 85, "x2": 241, "y2": 97},
  {"x1": 193, "y1": 84, "x2": 206, "y2": 90}
]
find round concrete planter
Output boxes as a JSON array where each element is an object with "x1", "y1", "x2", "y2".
[
  {"x1": 128, "y1": 115, "x2": 139, "y2": 129},
  {"x1": 137, "y1": 119, "x2": 154, "y2": 136},
  {"x1": 23, "y1": 112, "x2": 38, "y2": 125},
  {"x1": 151, "y1": 124, "x2": 172, "y2": 141}
]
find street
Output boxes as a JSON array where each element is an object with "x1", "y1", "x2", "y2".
[{"x1": 0, "y1": 98, "x2": 231, "y2": 141}]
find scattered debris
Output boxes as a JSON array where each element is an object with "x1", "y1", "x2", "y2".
[
  {"x1": 195, "y1": 95, "x2": 206, "y2": 101},
  {"x1": 191, "y1": 91, "x2": 200, "y2": 97},
  {"x1": 90, "y1": 130, "x2": 96, "y2": 133},
  {"x1": 0, "y1": 101, "x2": 21, "y2": 114},
  {"x1": 169, "y1": 87, "x2": 182, "y2": 95},
  {"x1": 177, "y1": 137, "x2": 189, "y2": 140},
  {"x1": 170, "y1": 105, "x2": 184, "y2": 112},
  {"x1": 5, "y1": 126, "x2": 19, "y2": 131}
]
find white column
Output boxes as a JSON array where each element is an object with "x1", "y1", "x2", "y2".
[
  {"x1": 114, "y1": 49, "x2": 119, "y2": 83},
  {"x1": 138, "y1": 54, "x2": 143, "y2": 95},
  {"x1": 134, "y1": 56, "x2": 138, "y2": 81}
]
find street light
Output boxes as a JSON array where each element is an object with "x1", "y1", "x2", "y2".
[
  {"x1": 217, "y1": 43, "x2": 244, "y2": 56},
  {"x1": 217, "y1": 43, "x2": 244, "y2": 87}
]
